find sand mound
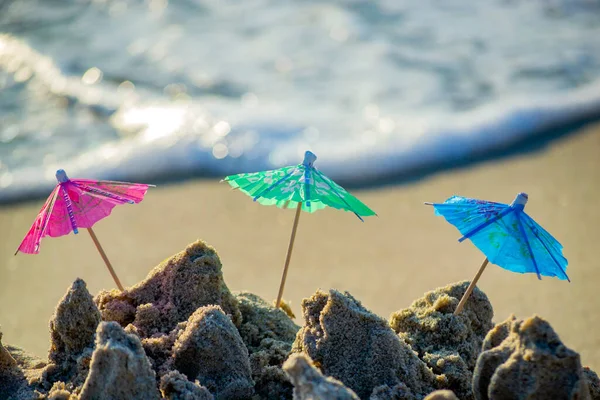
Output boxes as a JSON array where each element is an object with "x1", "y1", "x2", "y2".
[
  {"x1": 390, "y1": 281, "x2": 494, "y2": 399},
  {"x1": 95, "y1": 240, "x2": 241, "y2": 336},
  {"x1": 1, "y1": 240, "x2": 597, "y2": 400},
  {"x1": 473, "y1": 315, "x2": 591, "y2": 400},
  {"x1": 291, "y1": 289, "x2": 439, "y2": 399}
]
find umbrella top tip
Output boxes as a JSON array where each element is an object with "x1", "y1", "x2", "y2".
[
  {"x1": 511, "y1": 192, "x2": 529, "y2": 207},
  {"x1": 303, "y1": 151, "x2": 317, "y2": 167},
  {"x1": 56, "y1": 169, "x2": 69, "y2": 183}
]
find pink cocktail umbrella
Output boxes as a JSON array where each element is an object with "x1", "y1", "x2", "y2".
[{"x1": 15, "y1": 169, "x2": 153, "y2": 291}]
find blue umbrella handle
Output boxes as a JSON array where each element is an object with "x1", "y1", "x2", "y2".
[{"x1": 455, "y1": 257, "x2": 489, "y2": 315}]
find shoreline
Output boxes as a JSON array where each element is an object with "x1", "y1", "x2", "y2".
[
  {"x1": 2, "y1": 115, "x2": 600, "y2": 207},
  {"x1": 1, "y1": 122, "x2": 599, "y2": 371}
]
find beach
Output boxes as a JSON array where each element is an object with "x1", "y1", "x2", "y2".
[{"x1": 0, "y1": 123, "x2": 599, "y2": 372}]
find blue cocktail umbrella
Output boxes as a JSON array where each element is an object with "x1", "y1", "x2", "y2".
[{"x1": 426, "y1": 192, "x2": 569, "y2": 314}]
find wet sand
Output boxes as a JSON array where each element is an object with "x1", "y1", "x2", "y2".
[{"x1": 1, "y1": 123, "x2": 599, "y2": 370}]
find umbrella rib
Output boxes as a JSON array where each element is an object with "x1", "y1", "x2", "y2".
[
  {"x1": 73, "y1": 188, "x2": 128, "y2": 205},
  {"x1": 313, "y1": 170, "x2": 363, "y2": 221},
  {"x1": 427, "y1": 198, "x2": 506, "y2": 208},
  {"x1": 522, "y1": 217, "x2": 570, "y2": 282},
  {"x1": 304, "y1": 167, "x2": 312, "y2": 208},
  {"x1": 252, "y1": 169, "x2": 296, "y2": 201},
  {"x1": 74, "y1": 182, "x2": 135, "y2": 204},
  {"x1": 86, "y1": 179, "x2": 156, "y2": 187},
  {"x1": 39, "y1": 187, "x2": 60, "y2": 240},
  {"x1": 516, "y1": 214, "x2": 542, "y2": 280},
  {"x1": 60, "y1": 185, "x2": 79, "y2": 234},
  {"x1": 458, "y1": 207, "x2": 514, "y2": 242}
]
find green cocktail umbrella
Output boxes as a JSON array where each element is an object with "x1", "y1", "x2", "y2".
[{"x1": 223, "y1": 151, "x2": 376, "y2": 308}]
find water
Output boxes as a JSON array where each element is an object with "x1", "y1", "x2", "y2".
[{"x1": 1, "y1": 0, "x2": 600, "y2": 202}]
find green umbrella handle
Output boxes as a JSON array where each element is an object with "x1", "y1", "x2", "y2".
[
  {"x1": 276, "y1": 202, "x2": 302, "y2": 309},
  {"x1": 87, "y1": 227, "x2": 125, "y2": 292},
  {"x1": 454, "y1": 257, "x2": 489, "y2": 315}
]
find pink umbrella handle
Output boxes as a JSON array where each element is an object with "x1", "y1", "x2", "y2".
[{"x1": 86, "y1": 227, "x2": 124, "y2": 291}]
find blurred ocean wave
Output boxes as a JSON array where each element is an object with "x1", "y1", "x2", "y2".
[{"x1": 1, "y1": 0, "x2": 600, "y2": 202}]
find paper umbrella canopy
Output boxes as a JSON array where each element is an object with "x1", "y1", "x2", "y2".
[
  {"x1": 15, "y1": 169, "x2": 153, "y2": 290},
  {"x1": 223, "y1": 151, "x2": 376, "y2": 307}
]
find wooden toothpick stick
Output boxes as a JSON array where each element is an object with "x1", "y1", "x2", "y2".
[
  {"x1": 454, "y1": 257, "x2": 489, "y2": 315},
  {"x1": 87, "y1": 227, "x2": 125, "y2": 291},
  {"x1": 275, "y1": 202, "x2": 302, "y2": 309}
]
